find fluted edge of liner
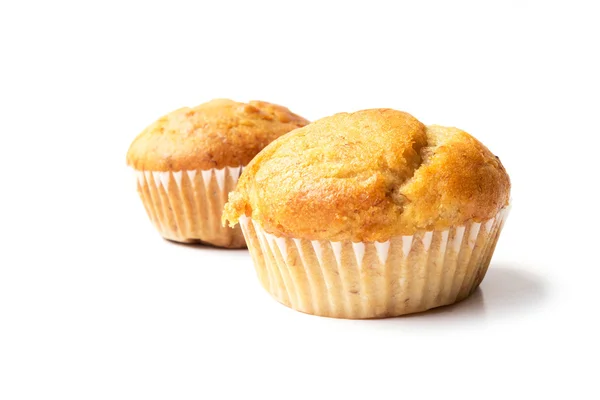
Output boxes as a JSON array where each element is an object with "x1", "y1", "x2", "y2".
[
  {"x1": 239, "y1": 207, "x2": 510, "y2": 318},
  {"x1": 133, "y1": 167, "x2": 246, "y2": 248}
]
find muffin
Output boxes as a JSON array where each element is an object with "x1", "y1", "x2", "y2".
[
  {"x1": 223, "y1": 109, "x2": 510, "y2": 317},
  {"x1": 127, "y1": 99, "x2": 309, "y2": 248}
]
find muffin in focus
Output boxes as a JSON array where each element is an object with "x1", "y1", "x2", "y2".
[
  {"x1": 127, "y1": 99, "x2": 309, "y2": 248},
  {"x1": 223, "y1": 108, "x2": 510, "y2": 316}
]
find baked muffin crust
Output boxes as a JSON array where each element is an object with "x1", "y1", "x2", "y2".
[
  {"x1": 223, "y1": 109, "x2": 510, "y2": 242},
  {"x1": 126, "y1": 99, "x2": 309, "y2": 171}
]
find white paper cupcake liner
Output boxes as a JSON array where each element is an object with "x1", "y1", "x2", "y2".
[
  {"x1": 134, "y1": 166, "x2": 246, "y2": 248},
  {"x1": 239, "y1": 207, "x2": 509, "y2": 318}
]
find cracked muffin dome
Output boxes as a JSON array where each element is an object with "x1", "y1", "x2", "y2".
[
  {"x1": 126, "y1": 98, "x2": 309, "y2": 171},
  {"x1": 223, "y1": 108, "x2": 510, "y2": 242}
]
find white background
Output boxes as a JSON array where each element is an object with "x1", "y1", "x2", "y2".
[{"x1": 1, "y1": 1, "x2": 599, "y2": 399}]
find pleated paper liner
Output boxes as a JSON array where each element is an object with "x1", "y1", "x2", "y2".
[
  {"x1": 134, "y1": 167, "x2": 246, "y2": 248},
  {"x1": 239, "y1": 207, "x2": 509, "y2": 318}
]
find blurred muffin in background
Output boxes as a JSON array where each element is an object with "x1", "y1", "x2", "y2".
[{"x1": 127, "y1": 99, "x2": 309, "y2": 248}]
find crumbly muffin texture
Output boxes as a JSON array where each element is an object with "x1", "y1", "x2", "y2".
[
  {"x1": 223, "y1": 109, "x2": 510, "y2": 242},
  {"x1": 126, "y1": 99, "x2": 309, "y2": 171}
]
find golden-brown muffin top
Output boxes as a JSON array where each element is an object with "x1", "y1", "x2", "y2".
[
  {"x1": 223, "y1": 108, "x2": 511, "y2": 242},
  {"x1": 126, "y1": 99, "x2": 309, "y2": 171}
]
